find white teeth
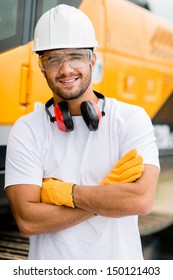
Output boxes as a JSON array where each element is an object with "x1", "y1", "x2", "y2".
[{"x1": 62, "y1": 79, "x2": 75, "y2": 83}]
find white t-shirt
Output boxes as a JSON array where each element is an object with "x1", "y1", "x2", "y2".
[{"x1": 5, "y1": 97, "x2": 160, "y2": 260}]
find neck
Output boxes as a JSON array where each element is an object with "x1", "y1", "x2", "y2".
[{"x1": 53, "y1": 90, "x2": 98, "y2": 116}]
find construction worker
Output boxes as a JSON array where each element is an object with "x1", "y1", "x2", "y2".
[{"x1": 5, "y1": 4, "x2": 160, "y2": 260}]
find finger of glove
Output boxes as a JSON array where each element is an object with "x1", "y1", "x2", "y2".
[
  {"x1": 121, "y1": 172, "x2": 143, "y2": 183},
  {"x1": 101, "y1": 164, "x2": 144, "y2": 184},
  {"x1": 99, "y1": 149, "x2": 142, "y2": 186},
  {"x1": 115, "y1": 148, "x2": 137, "y2": 168},
  {"x1": 118, "y1": 164, "x2": 144, "y2": 181},
  {"x1": 115, "y1": 155, "x2": 143, "y2": 175},
  {"x1": 100, "y1": 170, "x2": 143, "y2": 185}
]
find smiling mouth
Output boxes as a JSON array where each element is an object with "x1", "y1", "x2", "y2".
[{"x1": 59, "y1": 77, "x2": 79, "y2": 84}]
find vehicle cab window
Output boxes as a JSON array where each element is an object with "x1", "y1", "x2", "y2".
[{"x1": 0, "y1": 0, "x2": 24, "y2": 52}]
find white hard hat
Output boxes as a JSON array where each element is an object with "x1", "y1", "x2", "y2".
[{"x1": 33, "y1": 4, "x2": 98, "y2": 52}]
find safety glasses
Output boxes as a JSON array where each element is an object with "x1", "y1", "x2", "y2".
[{"x1": 39, "y1": 49, "x2": 92, "y2": 72}]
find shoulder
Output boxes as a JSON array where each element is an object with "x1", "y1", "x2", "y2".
[
  {"x1": 105, "y1": 97, "x2": 149, "y2": 122},
  {"x1": 16, "y1": 104, "x2": 46, "y2": 122},
  {"x1": 12, "y1": 105, "x2": 47, "y2": 131},
  {"x1": 8, "y1": 105, "x2": 49, "y2": 143}
]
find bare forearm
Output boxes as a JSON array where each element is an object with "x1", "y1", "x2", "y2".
[
  {"x1": 15, "y1": 202, "x2": 93, "y2": 236},
  {"x1": 74, "y1": 183, "x2": 140, "y2": 217},
  {"x1": 6, "y1": 185, "x2": 93, "y2": 236},
  {"x1": 74, "y1": 165, "x2": 159, "y2": 217}
]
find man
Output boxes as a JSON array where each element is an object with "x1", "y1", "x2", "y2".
[{"x1": 5, "y1": 5, "x2": 160, "y2": 260}]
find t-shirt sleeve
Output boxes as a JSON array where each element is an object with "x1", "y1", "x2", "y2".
[
  {"x1": 5, "y1": 118, "x2": 44, "y2": 188},
  {"x1": 120, "y1": 107, "x2": 160, "y2": 169}
]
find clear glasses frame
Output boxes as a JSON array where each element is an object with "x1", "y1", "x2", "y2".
[{"x1": 39, "y1": 49, "x2": 93, "y2": 72}]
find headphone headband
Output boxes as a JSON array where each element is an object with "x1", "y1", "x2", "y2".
[
  {"x1": 93, "y1": 91, "x2": 106, "y2": 117},
  {"x1": 45, "y1": 98, "x2": 56, "y2": 122}
]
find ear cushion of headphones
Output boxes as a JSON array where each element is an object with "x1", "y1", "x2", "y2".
[
  {"x1": 80, "y1": 101, "x2": 102, "y2": 131},
  {"x1": 54, "y1": 101, "x2": 74, "y2": 132}
]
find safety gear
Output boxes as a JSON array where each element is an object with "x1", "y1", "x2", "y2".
[
  {"x1": 100, "y1": 149, "x2": 144, "y2": 185},
  {"x1": 45, "y1": 92, "x2": 106, "y2": 132},
  {"x1": 33, "y1": 4, "x2": 98, "y2": 52},
  {"x1": 39, "y1": 49, "x2": 93, "y2": 72},
  {"x1": 41, "y1": 178, "x2": 76, "y2": 208}
]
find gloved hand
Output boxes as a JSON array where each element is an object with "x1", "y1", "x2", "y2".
[
  {"x1": 41, "y1": 178, "x2": 76, "y2": 208},
  {"x1": 100, "y1": 148, "x2": 144, "y2": 185}
]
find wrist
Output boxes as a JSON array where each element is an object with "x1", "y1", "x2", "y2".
[{"x1": 72, "y1": 184, "x2": 99, "y2": 215}]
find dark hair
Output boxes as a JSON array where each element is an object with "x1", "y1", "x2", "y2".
[{"x1": 36, "y1": 51, "x2": 44, "y2": 56}]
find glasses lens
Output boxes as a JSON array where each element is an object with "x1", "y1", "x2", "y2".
[{"x1": 39, "y1": 49, "x2": 92, "y2": 72}]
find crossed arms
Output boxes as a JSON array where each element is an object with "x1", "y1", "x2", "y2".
[{"x1": 5, "y1": 150, "x2": 159, "y2": 236}]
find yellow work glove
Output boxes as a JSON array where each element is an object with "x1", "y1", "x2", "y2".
[
  {"x1": 100, "y1": 148, "x2": 144, "y2": 185},
  {"x1": 41, "y1": 178, "x2": 76, "y2": 208}
]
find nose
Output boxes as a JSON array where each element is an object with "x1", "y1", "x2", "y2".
[{"x1": 58, "y1": 59, "x2": 73, "y2": 74}]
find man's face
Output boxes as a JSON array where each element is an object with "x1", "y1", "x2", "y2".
[{"x1": 39, "y1": 48, "x2": 96, "y2": 101}]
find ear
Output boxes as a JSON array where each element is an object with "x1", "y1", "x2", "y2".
[
  {"x1": 38, "y1": 60, "x2": 46, "y2": 77},
  {"x1": 91, "y1": 52, "x2": 97, "y2": 71}
]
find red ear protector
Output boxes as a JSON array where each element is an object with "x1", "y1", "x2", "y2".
[{"x1": 45, "y1": 91, "x2": 106, "y2": 132}]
